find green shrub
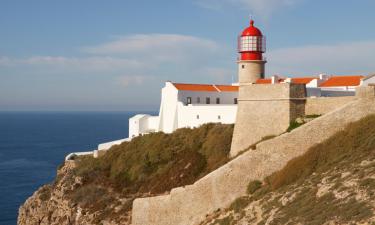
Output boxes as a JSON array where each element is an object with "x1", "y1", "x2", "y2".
[
  {"x1": 229, "y1": 196, "x2": 250, "y2": 213},
  {"x1": 305, "y1": 114, "x2": 321, "y2": 119},
  {"x1": 286, "y1": 120, "x2": 303, "y2": 132},
  {"x1": 247, "y1": 180, "x2": 262, "y2": 194},
  {"x1": 74, "y1": 123, "x2": 233, "y2": 195}
]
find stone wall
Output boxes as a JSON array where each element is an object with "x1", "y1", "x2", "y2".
[
  {"x1": 305, "y1": 96, "x2": 355, "y2": 115},
  {"x1": 230, "y1": 83, "x2": 306, "y2": 157},
  {"x1": 131, "y1": 87, "x2": 375, "y2": 225}
]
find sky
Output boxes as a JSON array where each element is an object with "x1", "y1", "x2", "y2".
[{"x1": 1, "y1": 0, "x2": 375, "y2": 111}]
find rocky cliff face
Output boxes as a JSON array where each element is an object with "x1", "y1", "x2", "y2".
[
  {"x1": 18, "y1": 123, "x2": 234, "y2": 225},
  {"x1": 18, "y1": 161, "x2": 133, "y2": 225}
]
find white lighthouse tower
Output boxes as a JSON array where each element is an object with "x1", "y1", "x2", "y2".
[{"x1": 237, "y1": 19, "x2": 266, "y2": 84}]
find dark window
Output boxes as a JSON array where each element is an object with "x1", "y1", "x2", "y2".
[
  {"x1": 234, "y1": 98, "x2": 238, "y2": 104},
  {"x1": 187, "y1": 97, "x2": 192, "y2": 105},
  {"x1": 218, "y1": 115, "x2": 221, "y2": 120},
  {"x1": 197, "y1": 97, "x2": 200, "y2": 104},
  {"x1": 216, "y1": 98, "x2": 220, "y2": 104},
  {"x1": 196, "y1": 115, "x2": 199, "y2": 119},
  {"x1": 242, "y1": 65, "x2": 245, "y2": 69},
  {"x1": 206, "y1": 97, "x2": 210, "y2": 104}
]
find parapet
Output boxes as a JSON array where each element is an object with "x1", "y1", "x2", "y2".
[
  {"x1": 356, "y1": 85, "x2": 375, "y2": 99},
  {"x1": 230, "y1": 83, "x2": 306, "y2": 157}
]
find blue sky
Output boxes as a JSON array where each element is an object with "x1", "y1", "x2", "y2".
[{"x1": 1, "y1": 0, "x2": 375, "y2": 111}]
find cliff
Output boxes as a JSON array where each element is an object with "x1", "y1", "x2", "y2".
[
  {"x1": 18, "y1": 161, "x2": 133, "y2": 224},
  {"x1": 17, "y1": 123, "x2": 234, "y2": 225}
]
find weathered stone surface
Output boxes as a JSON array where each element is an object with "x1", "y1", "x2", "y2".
[
  {"x1": 17, "y1": 161, "x2": 131, "y2": 225},
  {"x1": 132, "y1": 98, "x2": 375, "y2": 225},
  {"x1": 230, "y1": 83, "x2": 306, "y2": 157},
  {"x1": 305, "y1": 96, "x2": 355, "y2": 115}
]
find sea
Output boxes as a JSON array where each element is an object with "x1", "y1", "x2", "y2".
[{"x1": 0, "y1": 111, "x2": 154, "y2": 225}]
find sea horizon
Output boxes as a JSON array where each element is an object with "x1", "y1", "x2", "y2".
[{"x1": 0, "y1": 111, "x2": 156, "y2": 225}]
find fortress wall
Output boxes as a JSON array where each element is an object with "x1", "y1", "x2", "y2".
[
  {"x1": 132, "y1": 96, "x2": 375, "y2": 225},
  {"x1": 230, "y1": 83, "x2": 306, "y2": 157},
  {"x1": 305, "y1": 96, "x2": 355, "y2": 115}
]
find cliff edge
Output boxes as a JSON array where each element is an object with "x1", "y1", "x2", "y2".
[{"x1": 17, "y1": 123, "x2": 234, "y2": 225}]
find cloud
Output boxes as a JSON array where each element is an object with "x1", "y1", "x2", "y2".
[
  {"x1": 0, "y1": 56, "x2": 144, "y2": 74},
  {"x1": 195, "y1": 0, "x2": 301, "y2": 18},
  {"x1": 0, "y1": 34, "x2": 222, "y2": 76},
  {"x1": 82, "y1": 34, "x2": 219, "y2": 63},
  {"x1": 116, "y1": 75, "x2": 152, "y2": 87},
  {"x1": 267, "y1": 40, "x2": 375, "y2": 76}
]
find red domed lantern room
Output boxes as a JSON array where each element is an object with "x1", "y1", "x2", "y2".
[{"x1": 238, "y1": 20, "x2": 266, "y2": 60}]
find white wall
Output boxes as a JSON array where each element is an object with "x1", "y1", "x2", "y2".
[
  {"x1": 158, "y1": 82, "x2": 179, "y2": 133},
  {"x1": 362, "y1": 75, "x2": 375, "y2": 86},
  {"x1": 177, "y1": 103, "x2": 237, "y2": 128},
  {"x1": 177, "y1": 90, "x2": 238, "y2": 105},
  {"x1": 129, "y1": 114, "x2": 159, "y2": 138}
]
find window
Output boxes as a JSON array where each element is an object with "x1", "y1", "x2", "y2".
[
  {"x1": 196, "y1": 115, "x2": 199, "y2": 119},
  {"x1": 197, "y1": 97, "x2": 200, "y2": 104},
  {"x1": 206, "y1": 97, "x2": 210, "y2": 104},
  {"x1": 242, "y1": 65, "x2": 245, "y2": 69},
  {"x1": 216, "y1": 98, "x2": 220, "y2": 104},
  {"x1": 186, "y1": 97, "x2": 192, "y2": 105},
  {"x1": 234, "y1": 98, "x2": 238, "y2": 104},
  {"x1": 218, "y1": 115, "x2": 221, "y2": 120}
]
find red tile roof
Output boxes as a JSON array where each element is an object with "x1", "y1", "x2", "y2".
[
  {"x1": 215, "y1": 85, "x2": 239, "y2": 92},
  {"x1": 291, "y1": 77, "x2": 316, "y2": 84},
  {"x1": 319, "y1": 76, "x2": 364, "y2": 87},
  {"x1": 172, "y1": 83, "x2": 238, "y2": 92},
  {"x1": 255, "y1": 79, "x2": 272, "y2": 84},
  {"x1": 256, "y1": 77, "x2": 315, "y2": 84}
]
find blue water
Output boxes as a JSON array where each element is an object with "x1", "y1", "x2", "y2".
[{"x1": 0, "y1": 111, "x2": 154, "y2": 225}]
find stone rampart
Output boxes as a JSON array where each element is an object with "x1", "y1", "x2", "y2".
[
  {"x1": 305, "y1": 96, "x2": 355, "y2": 115},
  {"x1": 230, "y1": 83, "x2": 306, "y2": 157},
  {"x1": 132, "y1": 88, "x2": 375, "y2": 225}
]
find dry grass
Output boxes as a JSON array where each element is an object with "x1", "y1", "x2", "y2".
[
  {"x1": 74, "y1": 123, "x2": 234, "y2": 195},
  {"x1": 225, "y1": 114, "x2": 375, "y2": 224}
]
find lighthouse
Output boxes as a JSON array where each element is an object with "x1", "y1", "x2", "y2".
[{"x1": 238, "y1": 19, "x2": 266, "y2": 84}]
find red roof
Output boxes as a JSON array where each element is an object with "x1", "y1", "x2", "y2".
[
  {"x1": 255, "y1": 79, "x2": 271, "y2": 84},
  {"x1": 241, "y1": 20, "x2": 263, "y2": 37},
  {"x1": 255, "y1": 78, "x2": 287, "y2": 84},
  {"x1": 291, "y1": 77, "x2": 316, "y2": 84},
  {"x1": 172, "y1": 83, "x2": 238, "y2": 92},
  {"x1": 319, "y1": 76, "x2": 364, "y2": 87},
  {"x1": 215, "y1": 85, "x2": 239, "y2": 92}
]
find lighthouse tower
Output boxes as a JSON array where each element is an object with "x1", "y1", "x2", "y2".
[
  {"x1": 238, "y1": 20, "x2": 266, "y2": 84},
  {"x1": 230, "y1": 19, "x2": 306, "y2": 157}
]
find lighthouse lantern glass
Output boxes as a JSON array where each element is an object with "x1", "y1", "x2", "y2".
[{"x1": 238, "y1": 36, "x2": 266, "y2": 52}]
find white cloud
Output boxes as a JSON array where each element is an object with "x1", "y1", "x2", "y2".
[
  {"x1": 267, "y1": 40, "x2": 375, "y2": 76},
  {"x1": 116, "y1": 75, "x2": 152, "y2": 87},
  {"x1": 0, "y1": 34, "x2": 221, "y2": 76},
  {"x1": 82, "y1": 34, "x2": 219, "y2": 63},
  {"x1": 195, "y1": 0, "x2": 301, "y2": 18},
  {"x1": 0, "y1": 56, "x2": 143, "y2": 73}
]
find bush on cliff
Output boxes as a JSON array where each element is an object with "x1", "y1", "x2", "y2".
[
  {"x1": 211, "y1": 114, "x2": 375, "y2": 225},
  {"x1": 74, "y1": 123, "x2": 234, "y2": 195}
]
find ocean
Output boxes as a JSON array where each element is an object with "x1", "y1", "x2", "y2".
[{"x1": 0, "y1": 111, "x2": 153, "y2": 225}]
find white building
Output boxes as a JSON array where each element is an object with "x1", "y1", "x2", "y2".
[
  {"x1": 96, "y1": 74, "x2": 366, "y2": 153},
  {"x1": 361, "y1": 74, "x2": 375, "y2": 86},
  {"x1": 129, "y1": 81, "x2": 238, "y2": 138}
]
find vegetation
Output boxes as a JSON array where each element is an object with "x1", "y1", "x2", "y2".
[
  {"x1": 74, "y1": 123, "x2": 234, "y2": 195},
  {"x1": 211, "y1": 114, "x2": 375, "y2": 225},
  {"x1": 247, "y1": 180, "x2": 262, "y2": 194},
  {"x1": 286, "y1": 114, "x2": 321, "y2": 132},
  {"x1": 38, "y1": 185, "x2": 52, "y2": 201},
  {"x1": 268, "y1": 114, "x2": 375, "y2": 190}
]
